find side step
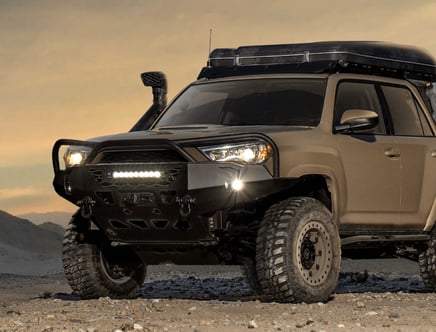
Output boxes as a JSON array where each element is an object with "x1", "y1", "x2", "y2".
[{"x1": 341, "y1": 234, "x2": 429, "y2": 247}]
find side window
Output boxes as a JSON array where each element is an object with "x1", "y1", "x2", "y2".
[
  {"x1": 334, "y1": 81, "x2": 386, "y2": 134},
  {"x1": 381, "y1": 85, "x2": 424, "y2": 136},
  {"x1": 415, "y1": 99, "x2": 434, "y2": 136}
]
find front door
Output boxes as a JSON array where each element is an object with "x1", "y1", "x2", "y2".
[{"x1": 333, "y1": 80, "x2": 402, "y2": 227}]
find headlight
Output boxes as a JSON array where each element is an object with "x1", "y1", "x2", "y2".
[
  {"x1": 199, "y1": 141, "x2": 273, "y2": 164},
  {"x1": 63, "y1": 146, "x2": 92, "y2": 167}
]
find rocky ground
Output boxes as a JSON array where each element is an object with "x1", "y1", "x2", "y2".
[{"x1": 0, "y1": 260, "x2": 435, "y2": 332}]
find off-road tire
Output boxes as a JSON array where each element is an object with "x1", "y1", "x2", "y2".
[
  {"x1": 419, "y1": 228, "x2": 436, "y2": 291},
  {"x1": 62, "y1": 212, "x2": 146, "y2": 299},
  {"x1": 241, "y1": 260, "x2": 264, "y2": 297},
  {"x1": 256, "y1": 197, "x2": 341, "y2": 303}
]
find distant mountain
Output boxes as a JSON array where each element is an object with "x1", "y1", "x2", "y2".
[
  {"x1": 18, "y1": 211, "x2": 73, "y2": 228},
  {"x1": 38, "y1": 222, "x2": 65, "y2": 237},
  {"x1": 0, "y1": 210, "x2": 63, "y2": 256}
]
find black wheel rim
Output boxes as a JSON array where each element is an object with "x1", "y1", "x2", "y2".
[{"x1": 99, "y1": 249, "x2": 131, "y2": 284}]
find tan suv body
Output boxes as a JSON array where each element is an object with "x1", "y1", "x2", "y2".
[
  {"x1": 53, "y1": 41, "x2": 436, "y2": 303},
  {"x1": 269, "y1": 73, "x2": 436, "y2": 232}
]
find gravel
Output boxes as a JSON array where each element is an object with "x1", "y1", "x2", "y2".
[{"x1": 0, "y1": 259, "x2": 435, "y2": 331}]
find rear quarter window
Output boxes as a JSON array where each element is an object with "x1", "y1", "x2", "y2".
[{"x1": 381, "y1": 85, "x2": 428, "y2": 136}]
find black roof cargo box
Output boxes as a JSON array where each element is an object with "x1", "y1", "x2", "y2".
[{"x1": 198, "y1": 41, "x2": 436, "y2": 81}]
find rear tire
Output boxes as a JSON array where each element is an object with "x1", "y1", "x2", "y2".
[
  {"x1": 256, "y1": 197, "x2": 341, "y2": 303},
  {"x1": 241, "y1": 259, "x2": 263, "y2": 296},
  {"x1": 63, "y1": 211, "x2": 146, "y2": 299},
  {"x1": 419, "y1": 228, "x2": 436, "y2": 291}
]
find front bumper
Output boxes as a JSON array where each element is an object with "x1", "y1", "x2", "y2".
[{"x1": 53, "y1": 139, "x2": 281, "y2": 245}]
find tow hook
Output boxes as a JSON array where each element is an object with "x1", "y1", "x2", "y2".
[
  {"x1": 176, "y1": 195, "x2": 195, "y2": 218},
  {"x1": 78, "y1": 196, "x2": 96, "y2": 219}
]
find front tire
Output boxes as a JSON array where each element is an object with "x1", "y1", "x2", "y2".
[
  {"x1": 256, "y1": 197, "x2": 341, "y2": 303},
  {"x1": 62, "y1": 212, "x2": 146, "y2": 299}
]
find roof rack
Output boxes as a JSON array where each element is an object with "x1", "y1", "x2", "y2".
[{"x1": 198, "y1": 41, "x2": 436, "y2": 81}]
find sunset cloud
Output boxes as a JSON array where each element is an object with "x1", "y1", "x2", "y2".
[{"x1": 0, "y1": 187, "x2": 40, "y2": 200}]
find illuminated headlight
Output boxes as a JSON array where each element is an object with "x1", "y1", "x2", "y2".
[
  {"x1": 199, "y1": 141, "x2": 273, "y2": 164},
  {"x1": 63, "y1": 146, "x2": 92, "y2": 167}
]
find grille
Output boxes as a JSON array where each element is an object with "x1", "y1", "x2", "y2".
[{"x1": 95, "y1": 150, "x2": 187, "y2": 163}]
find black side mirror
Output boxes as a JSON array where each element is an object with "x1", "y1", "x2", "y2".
[
  {"x1": 131, "y1": 72, "x2": 168, "y2": 131},
  {"x1": 335, "y1": 109, "x2": 379, "y2": 133}
]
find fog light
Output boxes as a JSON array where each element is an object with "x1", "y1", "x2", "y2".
[{"x1": 231, "y1": 179, "x2": 244, "y2": 191}]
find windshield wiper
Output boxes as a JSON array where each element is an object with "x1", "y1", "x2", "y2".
[{"x1": 155, "y1": 124, "x2": 225, "y2": 131}]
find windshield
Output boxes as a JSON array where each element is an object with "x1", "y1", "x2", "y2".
[{"x1": 154, "y1": 78, "x2": 326, "y2": 128}]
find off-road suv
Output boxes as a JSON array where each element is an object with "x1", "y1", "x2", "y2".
[{"x1": 52, "y1": 41, "x2": 436, "y2": 303}]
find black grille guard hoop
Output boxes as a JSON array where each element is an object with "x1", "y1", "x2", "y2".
[{"x1": 52, "y1": 138, "x2": 195, "y2": 174}]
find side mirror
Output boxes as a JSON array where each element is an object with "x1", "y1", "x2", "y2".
[
  {"x1": 335, "y1": 109, "x2": 379, "y2": 133},
  {"x1": 131, "y1": 72, "x2": 168, "y2": 132}
]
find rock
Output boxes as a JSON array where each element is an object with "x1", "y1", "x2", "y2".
[
  {"x1": 356, "y1": 301, "x2": 366, "y2": 308},
  {"x1": 248, "y1": 319, "x2": 258, "y2": 329}
]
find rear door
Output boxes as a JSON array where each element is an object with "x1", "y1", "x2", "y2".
[{"x1": 380, "y1": 83, "x2": 436, "y2": 229}]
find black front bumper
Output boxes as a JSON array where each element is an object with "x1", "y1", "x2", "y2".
[
  {"x1": 54, "y1": 160, "x2": 277, "y2": 245},
  {"x1": 52, "y1": 137, "x2": 289, "y2": 246}
]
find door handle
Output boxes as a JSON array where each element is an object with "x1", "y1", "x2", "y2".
[
  {"x1": 384, "y1": 148, "x2": 400, "y2": 159},
  {"x1": 432, "y1": 151, "x2": 436, "y2": 158}
]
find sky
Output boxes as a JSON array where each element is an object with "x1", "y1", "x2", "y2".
[{"x1": 1, "y1": 0, "x2": 436, "y2": 215}]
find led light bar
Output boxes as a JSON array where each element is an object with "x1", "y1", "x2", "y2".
[{"x1": 112, "y1": 171, "x2": 162, "y2": 179}]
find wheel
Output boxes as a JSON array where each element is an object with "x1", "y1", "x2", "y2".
[
  {"x1": 419, "y1": 228, "x2": 436, "y2": 291},
  {"x1": 62, "y1": 211, "x2": 146, "y2": 299},
  {"x1": 256, "y1": 197, "x2": 341, "y2": 303}
]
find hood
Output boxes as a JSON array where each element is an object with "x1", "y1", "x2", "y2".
[{"x1": 87, "y1": 125, "x2": 312, "y2": 144}]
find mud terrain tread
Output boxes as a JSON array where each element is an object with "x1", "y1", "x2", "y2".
[
  {"x1": 256, "y1": 198, "x2": 304, "y2": 301},
  {"x1": 256, "y1": 197, "x2": 341, "y2": 303},
  {"x1": 62, "y1": 215, "x2": 144, "y2": 299},
  {"x1": 419, "y1": 228, "x2": 436, "y2": 291}
]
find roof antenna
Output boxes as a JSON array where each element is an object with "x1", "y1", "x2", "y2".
[{"x1": 207, "y1": 28, "x2": 213, "y2": 67}]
